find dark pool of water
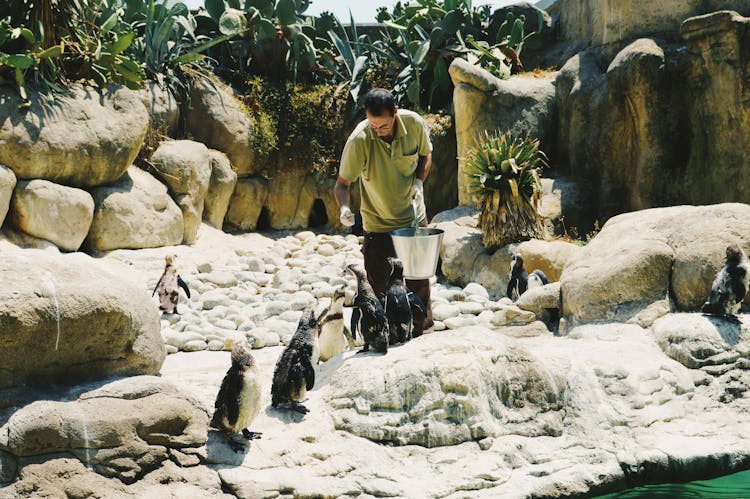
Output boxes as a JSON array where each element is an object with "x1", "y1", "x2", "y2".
[{"x1": 595, "y1": 469, "x2": 750, "y2": 498}]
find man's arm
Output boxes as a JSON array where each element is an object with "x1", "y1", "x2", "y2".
[
  {"x1": 334, "y1": 176, "x2": 355, "y2": 227},
  {"x1": 415, "y1": 153, "x2": 432, "y2": 182},
  {"x1": 334, "y1": 176, "x2": 351, "y2": 207}
]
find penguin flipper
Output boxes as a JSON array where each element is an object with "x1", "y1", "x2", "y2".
[
  {"x1": 300, "y1": 350, "x2": 315, "y2": 390},
  {"x1": 177, "y1": 275, "x2": 191, "y2": 298},
  {"x1": 152, "y1": 274, "x2": 164, "y2": 297},
  {"x1": 350, "y1": 308, "x2": 361, "y2": 342},
  {"x1": 213, "y1": 370, "x2": 242, "y2": 428}
]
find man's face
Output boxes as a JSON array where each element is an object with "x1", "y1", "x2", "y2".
[{"x1": 366, "y1": 109, "x2": 397, "y2": 140}]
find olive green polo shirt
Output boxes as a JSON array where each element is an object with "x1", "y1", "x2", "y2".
[{"x1": 339, "y1": 109, "x2": 433, "y2": 232}]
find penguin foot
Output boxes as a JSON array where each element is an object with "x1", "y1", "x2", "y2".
[
  {"x1": 242, "y1": 429, "x2": 262, "y2": 440},
  {"x1": 357, "y1": 344, "x2": 370, "y2": 354},
  {"x1": 291, "y1": 403, "x2": 309, "y2": 414}
]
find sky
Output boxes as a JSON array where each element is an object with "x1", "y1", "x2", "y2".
[{"x1": 182, "y1": 1, "x2": 520, "y2": 23}]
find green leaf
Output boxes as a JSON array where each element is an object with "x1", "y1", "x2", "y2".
[
  {"x1": 100, "y1": 11, "x2": 119, "y2": 33},
  {"x1": 406, "y1": 76, "x2": 420, "y2": 106},
  {"x1": 6, "y1": 54, "x2": 34, "y2": 70},
  {"x1": 256, "y1": 18, "x2": 276, "y2": 39},
  {"x1": 246, "y1": 0, "x2": 274, "y2": 18},
  {"x1": 227, "y1": 0, "x2": 241, "y2": 8},
  {"x1": 430, "y1": 26, "x2": 445, "y2": 48},
  {"x1": 384, "y1": 20, "x2": 407, "y2": 31},
  {"x1": 109, "y1": 32, "x2": 135, "y2": 55},
  {"x1": 440, "y1": 10, "x2": 462, "y2": 35},
  {"x1": 20, "y1": 28, "x2": 34, "y2": 44},
  {"x1": 176, "y1": 52, "x2": 203, "y2": 64},
  {"x1": 38, "y1": 43, "x2": 63, "y2": 59},
  {"x1": 277, "y1": 0, "x2": 298, "y2": 26},
  {"x1": 509, "y1": 18, "x2": 524, "y2": 47},
  {"x1": 205, "y1": 0, "x2": 226, "y2": 24},
  {"x1": 219, "y1": 8, "x2": 247, "y2": 35},
  {"x1": 413, "y1": 39, "x2": 430, "y2": 66}
]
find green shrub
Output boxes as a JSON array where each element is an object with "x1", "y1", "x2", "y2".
[{"x1": 465, "y1": 131, "x2": 548, "y2": 249}]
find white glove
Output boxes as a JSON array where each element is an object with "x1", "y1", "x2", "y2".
[
  {"x1": 339, "y1": 206, "x2": 355, "y2": 227},
  {"x1": 412, "y1": 178, "x2": 424, "y2": 205}
]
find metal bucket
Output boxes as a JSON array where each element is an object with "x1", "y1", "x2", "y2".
[{"x1": 390, "y1": 227, "x2": 445, "y2": 280}]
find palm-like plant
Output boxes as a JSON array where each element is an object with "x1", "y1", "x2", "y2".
[{"x1": 465, "y1": 131, "x2": 548, "y2": 249}]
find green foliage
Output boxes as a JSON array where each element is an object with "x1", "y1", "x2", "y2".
[
  {"x1": 0, "y1": 1, "x2": 144, "y2": 102},
  {"x1": 465, "y1": 131, "x2": 548, "y2": 249},
  {"x1": 196, "y1": 0, "x2": 319, "y2": 84},
  {"x1": 0, "y1": 20, "x2": 65, "y2": 101},
  {"x1": 374, "y1": 0, "x2": 486, "y2": 111},
  {"x1": 117, "y1": 0, "x2": 236, "y2": 104},
  {"x1": 466, "y1": 11, "x2": 541, "y2": 76},
  {"x1": 242, "y1": 76, "x2": 351, "y2": 176}
]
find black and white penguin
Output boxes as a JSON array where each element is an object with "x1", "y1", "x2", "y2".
[
  {"x1": 408, "y1": 291, "x2": 427, "y2": 338},
  {"x1": 210, "y1": 340, "x2": 262, "y2": 452},
  {"x1": 702, "y1": 243, "x2": 750, "y2": 317},
  {"x1": 271, "y1": 308, "x2": 320, "y2": 414},
  {"x1": 346, "y1": 263, "x2": 389, "y2": 353},
  {"x1": 317, "y1": 286, "x2": 355, "y2": 362},
  {"x1": 152, "y1": 254, "x2": 191, "y2": 314},
  {"x1": 382, "y1": 257, "x2": 412, "y2": 344},
  {"x1": 507, "y1": 253, "x2": 548, "y2": 301}
]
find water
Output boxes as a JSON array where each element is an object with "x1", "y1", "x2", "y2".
[
  {"x1": 41, "y1": 274, "x2": 62, "y2": 350},
  {"x1": 595, "y1": 468, "x2": 750, "y2": 498}
]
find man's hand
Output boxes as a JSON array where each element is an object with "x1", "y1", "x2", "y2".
[
  {"x1": 412, "y1": 178, "x2": 424, "y2": 205},
  {"x1": 339, "y1": 205, "x2": 355, "y2": 227}
]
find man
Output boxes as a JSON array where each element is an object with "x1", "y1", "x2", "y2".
[{"x1": 334, "y1": 88, "x2": 434, "y2": 334}]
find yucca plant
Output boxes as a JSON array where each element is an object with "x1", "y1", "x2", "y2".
[{"x1": 465, "y1": 131, "x2": 548, "y2": 249}]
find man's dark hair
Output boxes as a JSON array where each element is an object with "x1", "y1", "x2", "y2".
[{"x1": 362, "y1": 88, "x2": 396, "y2": 116}]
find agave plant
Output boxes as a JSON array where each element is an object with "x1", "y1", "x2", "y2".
[{"x1": 465, "y1": 131, "x2": 548, "y2": 249}]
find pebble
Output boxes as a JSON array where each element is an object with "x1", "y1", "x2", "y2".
[{"x1": 155, "y1": 233, "x2": 535, "y2": 353}]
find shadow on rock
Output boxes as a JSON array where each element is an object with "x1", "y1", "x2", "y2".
[
  {"x1": 205, "y1": 430, "x2": 248, "y2": 465},
  {"x1": 704, "y1": 314, "x2": 742, "y2": 345}
]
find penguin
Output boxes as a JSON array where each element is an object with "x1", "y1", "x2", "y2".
[
  {"x1": 527, "y1": 269, "x2": 549, "y2": 291},
  {"x1": 507, "y1": 253, "x2": 548, "y2": 301},
  {"x1": 346, "y1": 263, "x2": 389, "y2": 353},
  {"x1": 408, "y1": 291, "x2": 427, "y2": 338},
  {"x1": 382, "y1": 257, "x2": 412, "y2": 344},
  {"x1": 271, "y1": 308, "x2": 320, "y2": 414},
  {"x1": 152, "y1": 254, "x2": 191, "y2": 314},
  {"x1": 210, "y1": 340, "x2": 262, "y2": 452},
  {"x1": 317, "y1": 286, "x2": 355, "y2": 362},
  {"x1": 701, "y1": 243, "x2": 750, "y2": 317}
]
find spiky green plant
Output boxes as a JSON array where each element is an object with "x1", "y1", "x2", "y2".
[{"x1": 465, "y1": 131, "x2": 548, "y2": 249}]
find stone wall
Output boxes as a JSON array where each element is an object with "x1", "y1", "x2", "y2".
[
  {"x1": 450, "y1": 9, "x2": 750, "y2": 234},
  {"x1": 555, "y1": 0, "x2": 750, "y2": 47}
]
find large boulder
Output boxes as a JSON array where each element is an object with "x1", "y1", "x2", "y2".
[
  {"x1": 324, "y1": 328, "x2": 564, "y2": 447},
  {"x1": 0, "y1": 84, "x2": 148, "y2": 187},
  {"x1": 9, "y1": 180, "x2": 94, "y2": 252},
  {"x1": 86, "y1": 166, "x2": 183, "y2": 251},
  {"x1": 150, "y1": 140, "x2": 212, "y2": 244},
  {"x1": 555, "y1": 0, "x2": 750, "y2": 46},
  {"x1": 184, "y1": 79, "x2": 256, "y2": 176},
  {"x1": 0, "y1": 165, "x2": 16, "y2": 227},
  {"x1": 0, "y1": 377, "x2": 207, "y2": 484},
  {"x1": 225, "y1": 176, "x2": 269, "y2": 231},
  {"x1": 653, "y1": 313, "x2": 750, "y2": 371},
  {"x1": 450, "y1": 58, "x2": 557, "y2": 205},
  {"x1": 555, "y1": 39, "x2": 685, "y2": 230},
  {"x1": 681, "y1": 11, "x2": 750, "y2": 205},
  {"x1": 204, "y1": 150, "x2": 237, "y2": 230},
  {"x1": 265, "y1": 166, "x2": 339, "y2": 230},
  {"x1": 0, "y1": 250, "x2": 164, "y2": 389},
  {"x1": 140, "y1": 81, "x2": 179, "y2": 135},
  {"x1": 561, "y1": 204, "x2": 750, "y2": 326}
]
